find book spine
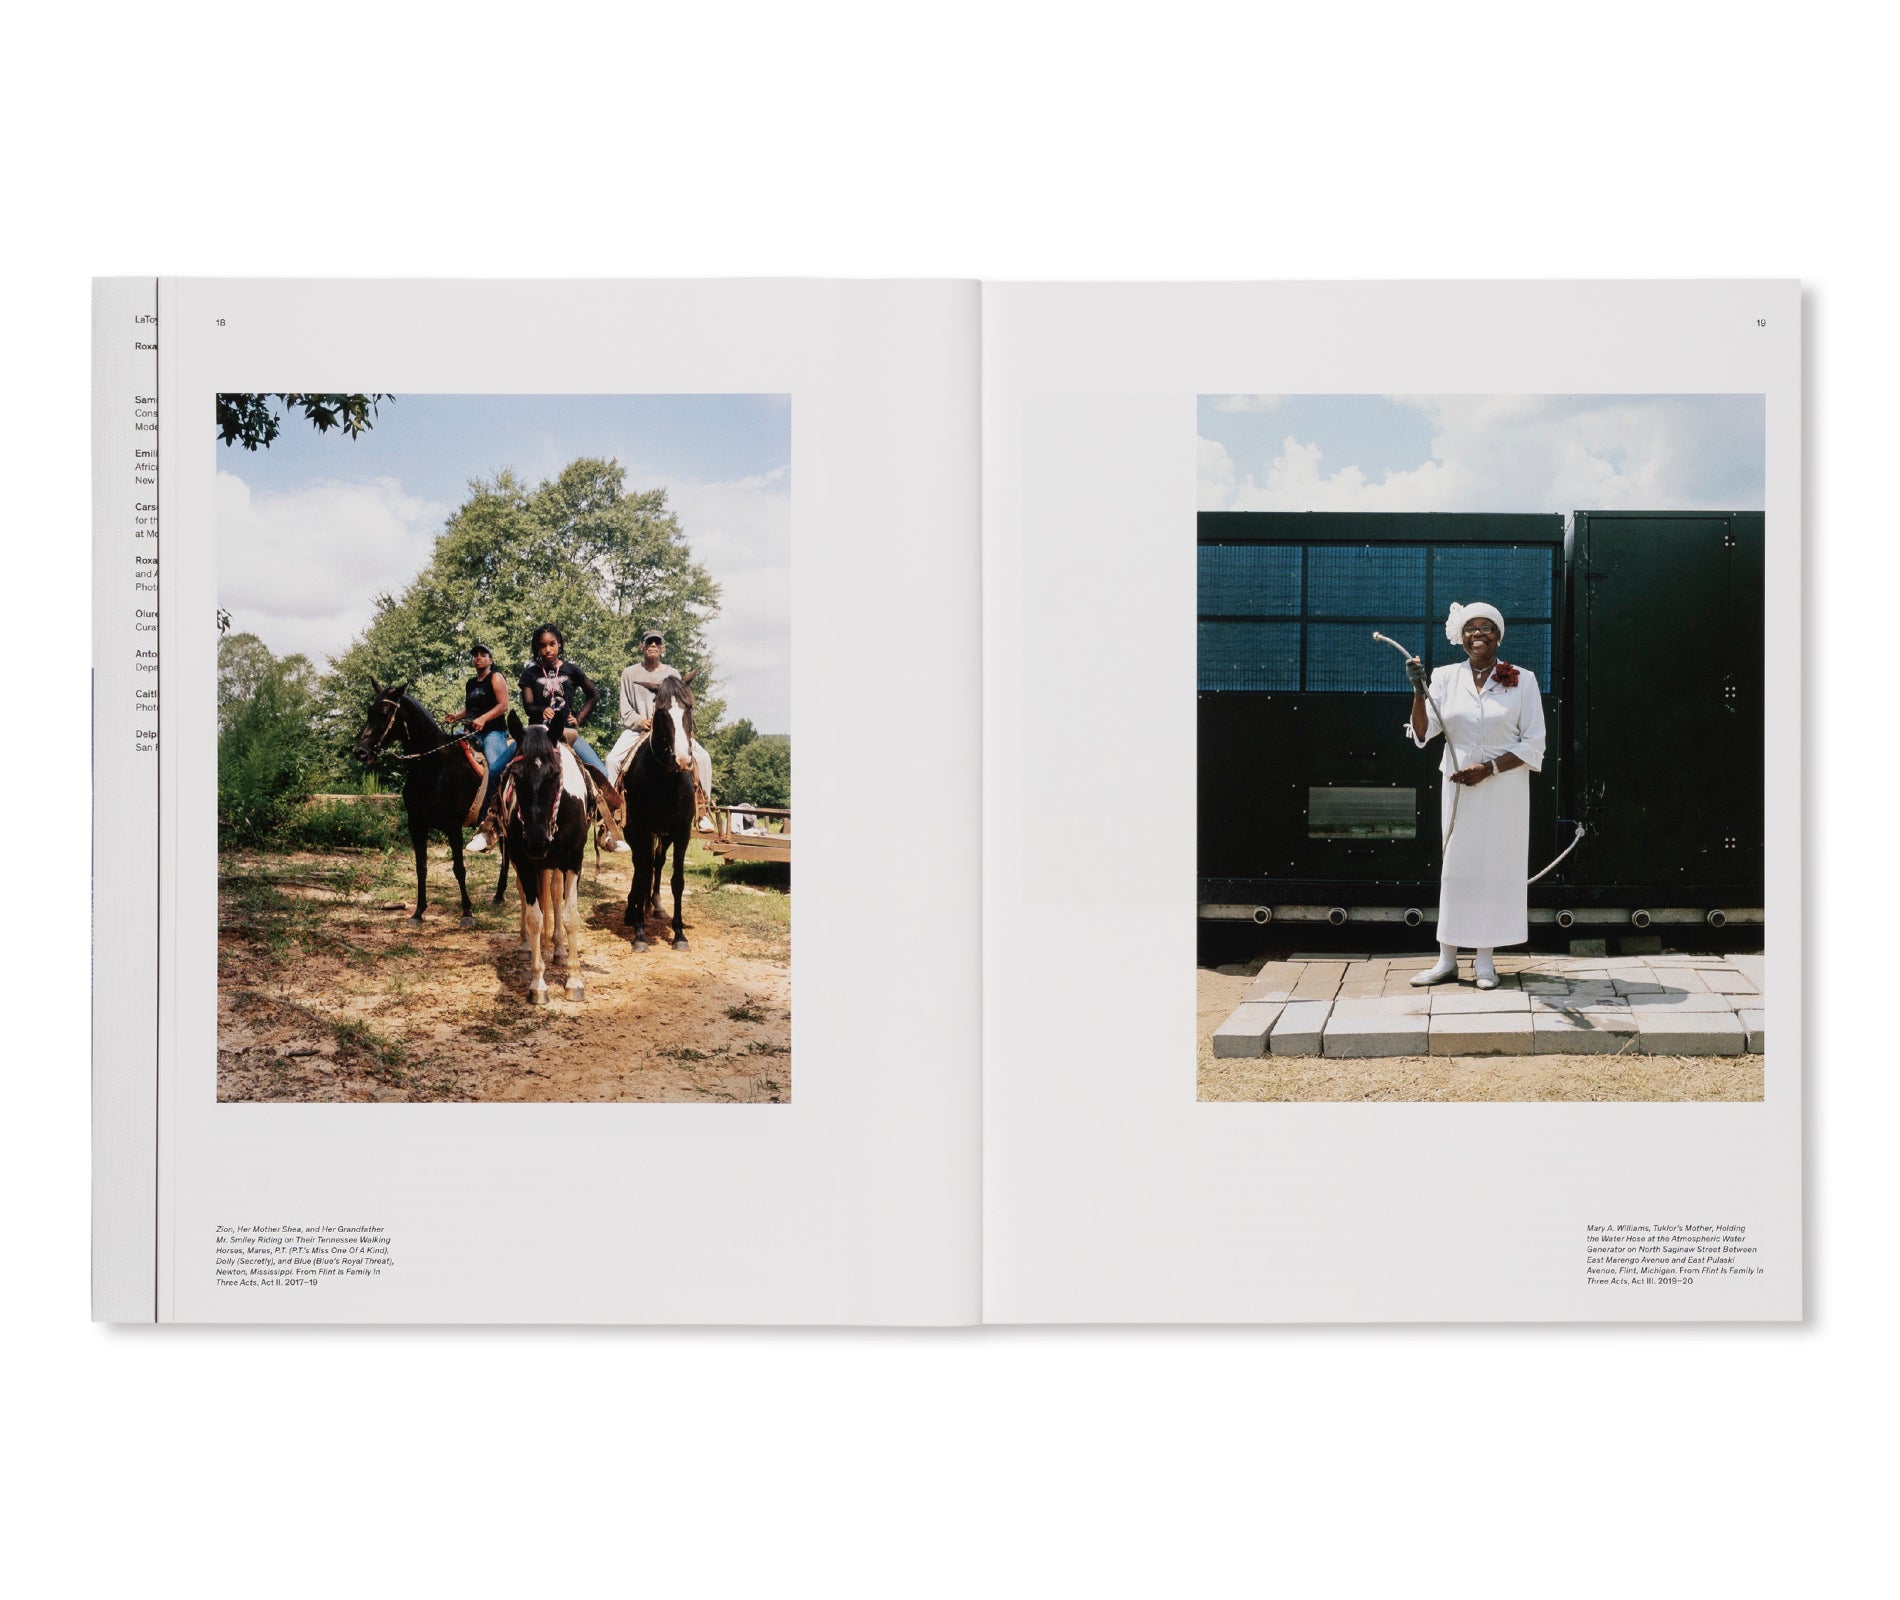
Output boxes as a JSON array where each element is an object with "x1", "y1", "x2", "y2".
[{"x1": 92, "y1": 279, "x2": 161, "y2": 1321}]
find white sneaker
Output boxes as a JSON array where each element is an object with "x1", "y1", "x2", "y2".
[
  {"x1": 1410, "y1": 960, "x2": 1458, "y2": 987},
  {"x1": 467, "y1": 831, "x2": 492, "y2": 854}
]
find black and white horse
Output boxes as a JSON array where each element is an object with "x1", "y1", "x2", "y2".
[
  {"x1": 623, "y1": 677, "x2": 698, "y2": 951},
  {"x1": 503, "y1": 713, "x2": 592, "y2": 1003},
  {"x1": 350, "y1": 681, "x2": 502, "y2": 926}
]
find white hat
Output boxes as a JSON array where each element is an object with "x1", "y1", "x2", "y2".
[{"x1": 1445, "y1": 601, "x2": 1505, "y2": 645}]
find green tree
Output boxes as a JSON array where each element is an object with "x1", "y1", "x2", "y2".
[
  {"x1": 701, "y1": 716, "x2": 757, "y2": 779},
  {"x1": 315, "y1": 458, "x2": 725, "y2": 784},
  {"x1": 218, "y1": 638, "x2": 319, "y2": 845},
  {"x1": 217, "y1": 393, "x2": 390, "y2": 451},
  {"x1": 722, "y1": 734, "x2": 790, "y2": 810}
]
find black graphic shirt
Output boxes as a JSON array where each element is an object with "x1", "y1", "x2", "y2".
[{"x1": 519, "y1": 658, "x2": 599, "y2": 727}]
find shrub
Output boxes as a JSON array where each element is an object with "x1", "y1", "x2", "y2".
[
  {"x1": 218, "y1": 656, "x2": 318, "y2": 846},
  {"x1": 285, "y1": 796, "x2": 405, "y2": 852}
]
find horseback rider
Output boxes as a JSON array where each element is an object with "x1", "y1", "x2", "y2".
[
  {"x1": 473, "y1": 624, "x2": 626, "y2": 853},
  {"x1": 447, "y1": 643, "x2": 514, "y2": 854},
  {"x1": 606, "y1": 628, "x2": 715, "y2": 805}
]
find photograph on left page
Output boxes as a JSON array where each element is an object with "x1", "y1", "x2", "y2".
[{"x1": 214, "y1": 393, "x2": 791, "y2": 1103}]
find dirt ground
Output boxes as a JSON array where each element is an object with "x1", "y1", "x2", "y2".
[
  {"x1": 1196, "y1": 965, "x2": 1764, "y2": 1103},
  {"x1": 219, "y1": 843, "x2": 790, "y2": 1103}
]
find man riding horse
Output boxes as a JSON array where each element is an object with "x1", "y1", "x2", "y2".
[{"x1": 605, "y1": 628, "x2": 714, "y2": 818}]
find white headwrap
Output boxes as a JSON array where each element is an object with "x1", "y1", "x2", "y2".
[{"x1": 1444, "y1": 601, "x2": 1505, "y2": 645}]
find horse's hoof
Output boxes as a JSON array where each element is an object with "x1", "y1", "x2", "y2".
[
  {"x1": 673, "y1": 937, "x2": 690, "y2": 951},
  {"x1": 566, "y1": 981, "x2": 586, "y2": 1000},
  {"x1": 528, "y1": 986, "x2": 547, "y2": 1006},
  {"x1": 633, "y1": 937, "x2": 649, "y2": 952},
  {"x1": 459, "y1": 915, "x2": 475, "y2": 930},
  {"x1": 517, "y1": 940, "x2": 534, "y2": 953},
  {"x1": 408, "y1": 914, "x2": 424, "y2": 926}
]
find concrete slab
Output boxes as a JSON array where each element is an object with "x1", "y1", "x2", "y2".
[
  {"x1": 1612, "y1": 978, "x2": 1665, "y2": 996},
  {"x1": 1631, "y1": 1009, "x2": 1745, "y2": 1055},
  {"x1": 1736, "y1": 1008, "x2": 1766, "y2": 1053},
  {"x1": 1290, "y1": 964, "x2": 1347, "y2": 1002},
  {"x1": 1532, "y1": 1010, "x2": 1640, "y2": 1054},
  {"x1": 1528, "y1": 994, "x2": 1629, "y2": 1014},
  {"x1": 1324, "y1": 1010, "x2": 1430, "y2": 1058},
  {"x1": 1637, "y1": 991, "x2": 1741, "y2": 1012},
  {"x1": 1330, "y1": 994, "x2": 1431, "y2": 1018},
  {"x1": 1728, "y1": 953, "x2": 1766, "y2": 990},
  {"x1": 1243, "y1": 963, "x2": 1305, "y2": 1003},
  {"x1": 1430, "y1": 1013, "x2": 1536, "y2": 1055},
  {"x1": 1270, "y1": 1000, "x2": 1333, "y2": 1057},
  {"x1": 1213, "y1": 1002, "x2": 1283, "y2": 1058},
  {"x1": 1703, "y1": 969, "x2": 1759, "y2": 995},
  {"x1": 1431, "y1": 989, "x2": 1532, "y2": 1014}
]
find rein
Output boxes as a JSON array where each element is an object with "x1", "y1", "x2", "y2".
[{"x1": 362, "y1": 697, "x2": 474, "y2": 762}]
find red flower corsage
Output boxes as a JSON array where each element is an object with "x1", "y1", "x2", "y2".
[{"x1": 1491, "y1": 660, "x2": 1520, "y2": 688}]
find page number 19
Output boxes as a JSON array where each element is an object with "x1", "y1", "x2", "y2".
[{"x1": 1757, "y1": 318, "x2": 1767, "y2": 327}]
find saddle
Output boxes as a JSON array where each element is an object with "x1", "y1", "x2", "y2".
[{"x1": 460, "y1": 740, "x2": 488, "y2": 828}]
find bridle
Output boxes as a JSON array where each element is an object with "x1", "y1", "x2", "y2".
[{"x1": 358, "y1": 693, "x2": 473, "y2": 762}]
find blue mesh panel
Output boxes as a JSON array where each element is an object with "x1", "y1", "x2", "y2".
[
  {"x1": 1428, "y1": 623, "x2": 1550, "y2": 685},
  {"x1": 1306, "y1": 623, "x2": 1412, "y2": 692},
  {"x1": 1199, "y1": 621, "x2": 1300, "y2": 691},
  {"x1": 1306, "y1": 545, "x2": 1426, "y2": 617},
  {"x1": 1197, "y1": 544, "x2": 1302, "y2": 616},
  {"x1": 1431, "y1": 546, "x2": 1554, "y2": 621}
]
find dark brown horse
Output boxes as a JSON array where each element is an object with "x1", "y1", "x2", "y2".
[
  {"x1": 350, "y1": 681, "x2": 504, "y2": 926},
  {"x1": 623, "y1": 677, "x2": 698, "y2": 950},
  {"x1": 503, "y1": 712, "x2": 592, "y2": 1002}
]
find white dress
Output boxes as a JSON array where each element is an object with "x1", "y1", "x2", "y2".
[{"x1": 1404, "y1": 663, "x2": 1547, "y2": 948}]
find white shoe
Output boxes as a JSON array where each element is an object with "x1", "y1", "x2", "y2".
[
  {"x1": 467, "y1": 831, "x2": 492, "y2": 854},
  {"x1": 1410, "y1": 961, "x2": 1458, "y2": 987},
  {"x1": 607, "y1": 838, "x2": 632, "y2": 853},
  {"x1": 1474, "y1": 968, "x2": 1499, "y2": 991}
]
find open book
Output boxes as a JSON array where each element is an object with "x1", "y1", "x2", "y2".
[{"x1": 93, "y1": 278, "x2": 1801, "y2": 1323}]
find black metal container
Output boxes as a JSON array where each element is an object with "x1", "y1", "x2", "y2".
[
  {"x1": 1198, "y1": 512, "x2": 1566, "y2": 918},
  {"x1": 1560, "y1": 510, "x2": 1765, "y2": 910}
]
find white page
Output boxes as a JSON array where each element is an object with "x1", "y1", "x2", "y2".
[
  {"x1": 97, "y1": 278, "x2": 982, "y2": 1323},
  {"x1": 981, "y1": 281, "x2": 1800, "y2": 1322}
]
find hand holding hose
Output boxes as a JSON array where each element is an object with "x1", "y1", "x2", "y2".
[{"x1": 1406, "y1": 656, "x2": 1429, "y2": 692}]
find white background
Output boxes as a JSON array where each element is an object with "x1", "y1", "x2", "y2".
[{"x1": 7, "y1": 3, "x2": 1891, "y2": 1595}]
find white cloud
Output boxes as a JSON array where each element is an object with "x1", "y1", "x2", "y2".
[
  {"x1": 1197, "y1": 436, "x2": 1236, "y2": 506},
  {"x1": 1203, "y1": 396, "x2": 1763, "y2": 514},
  {"x1": 654, "y1": 465, "x2": 791, "y2": 734},
  {"x1": 217, "y1": 472, "x2": 449, "y2": 664}
]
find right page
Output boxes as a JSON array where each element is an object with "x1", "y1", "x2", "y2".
[{"x1": 982, "y1": 281, "x2": 1800, "y2": 1322}]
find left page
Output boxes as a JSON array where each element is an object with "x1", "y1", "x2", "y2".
[{"x1": 93, "y1": 278, "x2": 982, "y2": 1324}]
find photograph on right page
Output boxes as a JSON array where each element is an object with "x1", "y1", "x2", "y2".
[{"x1": 1196, "y1": 395, "x2": 1765, "y2": 1102}]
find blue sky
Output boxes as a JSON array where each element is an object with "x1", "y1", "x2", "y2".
[
  {"x1": 218, "y1": 393, "x2": 792, "y2": 731},
  {"x1": 1199, "y1": 395, "x2": 1765, "y2": 514}
]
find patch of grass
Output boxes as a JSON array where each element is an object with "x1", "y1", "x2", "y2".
[
  {"x1": 656, "y1": 1044, "x2": 729, "y2": 1063},
  {"x1": 330, "y1": 1017, "x2": 409, "y2": 1080},
  {"x1": 725, "y1": 998, "x2": 766, "y2": 1023},
  {"x1": 743, "y1": 1038, "x2": 789, "y2": 1056}
]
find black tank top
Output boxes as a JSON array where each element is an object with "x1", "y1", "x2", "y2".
[{"x1": 464, "y1": 669, "x2": 502, "y2": 721}]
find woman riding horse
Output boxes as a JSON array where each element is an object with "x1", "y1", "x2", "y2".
[{"x1": 446, "y1": 643, "x2": 513, "y2": 854}]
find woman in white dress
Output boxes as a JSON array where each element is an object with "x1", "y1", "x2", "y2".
[{"x1": 1403, "y1": 601, "x2": 1547, "y2": 990}]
